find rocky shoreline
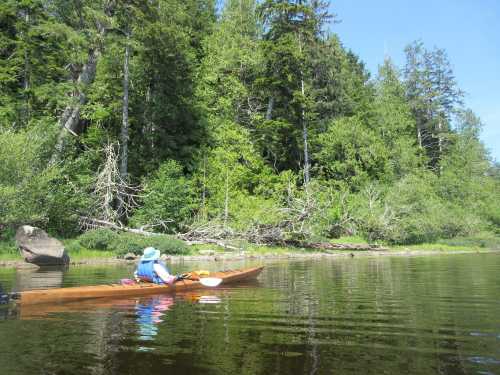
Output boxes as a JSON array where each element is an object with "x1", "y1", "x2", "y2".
[{"x1": 1, "y1": 248, "x2": 496, "y2": 268}]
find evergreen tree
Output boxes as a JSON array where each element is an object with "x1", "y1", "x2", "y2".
[
  {"x1": 258, "y1": 0, "x2": 331, "y2": 180},
  {"x1": 403, "y1": 40, "x2": 463, "y2": 168},
  {"x1": 373, "y1": 58, "x2": 419, "y2": 178}
]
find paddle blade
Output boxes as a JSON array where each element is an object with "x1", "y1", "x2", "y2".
[{"x1": 199, "y1": 277, "x2": 222, "y2": 287}]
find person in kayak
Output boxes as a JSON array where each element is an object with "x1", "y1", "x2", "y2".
[{"x1": 135, "y1": 247, "x2": 175, "y2": 285}]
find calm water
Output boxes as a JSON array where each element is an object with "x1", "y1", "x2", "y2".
[{"x1": 0, "y1": 253, "x2": 500, "y2": 375}]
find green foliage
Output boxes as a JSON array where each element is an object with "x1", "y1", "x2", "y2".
[
  {"x1": 227, "y1": 193, "x2": 283, "y2": 233},
  {"x1": 0, "y1": 127, "x2": 91, "y2": 234},
  {"x1": 403, "y1": 41, "x2": 464, "y2": 167},
  {"x1": 374, "y1": 59, "x2": 420, "y2": 177},
  {"x1": 437, "y1": 234, "x2": 500, "y2": 249},
  {"x1": 109, "y1": 233, "x2": 189, "y2": 256},
  {"x1": 0, "y1": 238, "x2": 17, "y2": 256},
  {"x1": 76, "y1": 229, "x2": 189, "y2": 256},
  {"x1": 131, "y1": 160, "x2": 197, "y2": 232},
  {"x1": 77, "y1": 229, "x2": 120, "y2": 251},
  {"x1": 315, "y1": 116, "x2": 392, "y2": 190},
  {"x1": 0, "y1": 0, "x2": 497, "y2": 248},
  {"x1": 351, "y1": 172, "x2": 486, "y2": 244},
  {"x1": 193, "y1": 120, "x2": 275, "y2": 220}
]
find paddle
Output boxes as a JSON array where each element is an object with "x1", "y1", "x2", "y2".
[
  {"x1": 199, "y1": 277, "x2": 223, "y2": 287},
  {"x1": 175, "y1": 273, "x2": 222, "y2": 287},
  {"x1": 120, "y1": 275, "x2": 222, "y2": 287}
]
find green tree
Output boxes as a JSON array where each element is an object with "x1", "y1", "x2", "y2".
[
  {"x1": 403, "y1": 41, "x2": 463, "y2": 168},
  {"x1": 314, "y1": 115, "x2": 391, "y2": 190},
  {"x1": 131, "y1": 160, "x2": 196, "y2": 233},
  {"x1": 373, "y1": 58, "x2": 419, "y2": 178},
  {"x1": 258, "y1": 0, "x2": 331, "y2": 180}
]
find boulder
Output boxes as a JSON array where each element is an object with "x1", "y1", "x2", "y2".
[{"x1": 15, "y1": 226, "x2": 70, "y2": 266}]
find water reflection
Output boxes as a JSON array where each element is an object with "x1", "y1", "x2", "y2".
[
  {"x1": 0, "y1": 282, "x2": 12, "y2": 320},
  {"x1": 198, "y1": 295, "x2": 222, "y2": 304},
  {"x1": 135, "y1": 293, "x2": 221, "y2": 350},
  {"x1": 0, "y1": 282, "x2": 8, "y2": 305},
  {"x1": 14, "y1": 266, "x2": 66, "y2": 291},
  {"x1": 1, "y1": 256, "x2": 500, "y2": 375},
  {"x1": 136, "y1": 295, "x2": 174, "y2": 344}
]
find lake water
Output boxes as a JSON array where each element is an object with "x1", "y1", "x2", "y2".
[{"x1": 0, "y1": 253, "x2": 499, "y2": 375}]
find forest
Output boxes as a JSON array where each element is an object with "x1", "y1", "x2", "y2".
[{"x1": 1, "y1": 0, "x2": 499, "y2": 250}]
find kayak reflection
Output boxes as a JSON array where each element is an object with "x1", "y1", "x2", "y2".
[{"x1": 16, "y1": 291, "x2": 222, "y2": 320}]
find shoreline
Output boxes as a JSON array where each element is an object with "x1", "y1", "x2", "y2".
[{"x1": 1, "y1": 248, "x2": 497, "y2": 268}]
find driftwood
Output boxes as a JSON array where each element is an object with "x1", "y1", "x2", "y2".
[
  {"x1": 79, "y1": 217, "x2": 160, "y2": 237},
  {"x1": 178, "y1": 220, "x2": 242, "y2": 250},
  {"x1": 80, "y1": 217, "x2": 242, "y2": 251},
  {"x1": 182, "y1": 239, "x2": 241, "y2": 251},
  {"x1": 80, "y1": 217, "x2": 382, "y2": 252},
  {"x1": 297, "y1": 242, "x2": 387, "y2": 251}
]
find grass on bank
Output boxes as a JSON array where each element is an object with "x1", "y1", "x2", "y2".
[
  {"x1": 392, "y1": 234, "x2": 500, "y2": 252},
  {"x1": 0, "y1": 239, "x2": 20, "y2": 261},
  {"x1": 0, "y1": 229, "x2": 498, "y2": 262}
]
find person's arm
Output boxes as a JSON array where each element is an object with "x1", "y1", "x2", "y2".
[{"x1": 153, "y1": 263, "x2": 174, "y2": 284}]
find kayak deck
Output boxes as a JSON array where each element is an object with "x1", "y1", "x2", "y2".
[{"x1": 18, "y1": 266, "x2": 264, "y2": 305}]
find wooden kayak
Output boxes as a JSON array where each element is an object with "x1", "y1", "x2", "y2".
[{"x1": 16, "y1": 266, "x2": 264, "y2": 305}]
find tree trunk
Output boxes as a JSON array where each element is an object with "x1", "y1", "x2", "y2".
[
  {"x1": 301, "y1": 76, "x2": 310, "y2": 184},
  {"x1": 120, "y1": 38, "x2": 130, "y2": 182},
  {"x1": 51, "y1": 7, "x2": 111, "y2": 162},
  {"x1": 417, "y1": 124, "x2": 423, "y2": 149},
  {"x1": 51, "y1": 47, "x2": 100, "y2": 162},
  {"x1": 437, "y1": 118, "x2": 443, "y2": 155},
  {"x1": 22, "y1": 10, "x2": 30, "y2": 125},
  {"x1": 201, "y1": 154, "x2": 207, "y2": 218},
  {"x1": 224, "y1": 168, "x2": 229, "y2": 228},
  {"x1": 437, "y1": 117, "x2": 444, "y2": 174},
  {"x1": 265, "y1": 96, "x2": 274, "y2": 120},
  {"x1": 297, "y1": 32, "x2": 310, "y2": 184}
]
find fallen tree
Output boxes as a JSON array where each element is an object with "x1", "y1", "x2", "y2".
[
  {"x1": 79, "y1": 217, "x2": 242, "y2": 251},
  {"x1": 79, "y1": 216, "x2": 385, "y2": 251}
]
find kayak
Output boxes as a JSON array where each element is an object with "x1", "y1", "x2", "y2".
[{"x1": 16, "y1": 266, "x2": 264, "y2": 305}]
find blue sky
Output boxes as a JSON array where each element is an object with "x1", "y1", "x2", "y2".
[{"x1": 328, "y1": 0, "x2": 500, "y2": 162}]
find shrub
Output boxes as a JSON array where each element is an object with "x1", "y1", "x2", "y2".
[
  {"x1": 77, "y1": 229, "x2": 120, "y2": 251},
  {"x1": 136, "y1": 235, "x2": 188, "y2": 256},
  {"x1": 130, "y1": 160, "x2": 197, "y2": 233},
  {"x1": 0, "y1": 128, "x2": 94, "y2": 235},
  {"x1": 110, "y1": 233, "x2": 189, "y2": 256},
  {"x1": 350, "y1": 172, "x2": 486, "y2": 244},
  {"x1": 76, "y1": 229, "x2": 189, "y2": 256},
  {"x1": 64, "y1": 239, "x2": 85, "y2": 254},
  {"x1": 438, "y1": 234, "x2": 500, "y2": 249}
]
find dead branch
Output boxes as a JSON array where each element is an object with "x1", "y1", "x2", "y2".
[
  {"x1": 182, "y1": 239, "x2": 241, "y2": 251},
  {"x1": 88, "y1": 143, "x2": 141, "y2": 225},
  {"x1": 79, "y1": 217, "x2": 160, "y2": 237},
  {"x1": 304, "y1": 242, "x2": 387, "y2": 251}
]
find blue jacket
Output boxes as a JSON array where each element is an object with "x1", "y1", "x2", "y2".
[{"x1": 136, "y1": 260, "x2": 170, "y2": 284}]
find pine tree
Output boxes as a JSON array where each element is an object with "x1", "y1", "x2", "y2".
[
  {"x1": 258, "y1": 0, "x2": 331, "y2": 181},
  {"x1": 403, "y1": 41, "x2": 463, "y2": 168},
  {"x1": 374, "y1": 58, "x2": 419, "y2": 178}
]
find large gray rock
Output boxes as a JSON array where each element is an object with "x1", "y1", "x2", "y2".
[{"x1": 15, "y1": 226, "x2": 70, "y2": 266}]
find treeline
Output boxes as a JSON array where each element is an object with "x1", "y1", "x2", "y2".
[{"x1": 0, "y1": 0, "x2": 498, "y2": 245}]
